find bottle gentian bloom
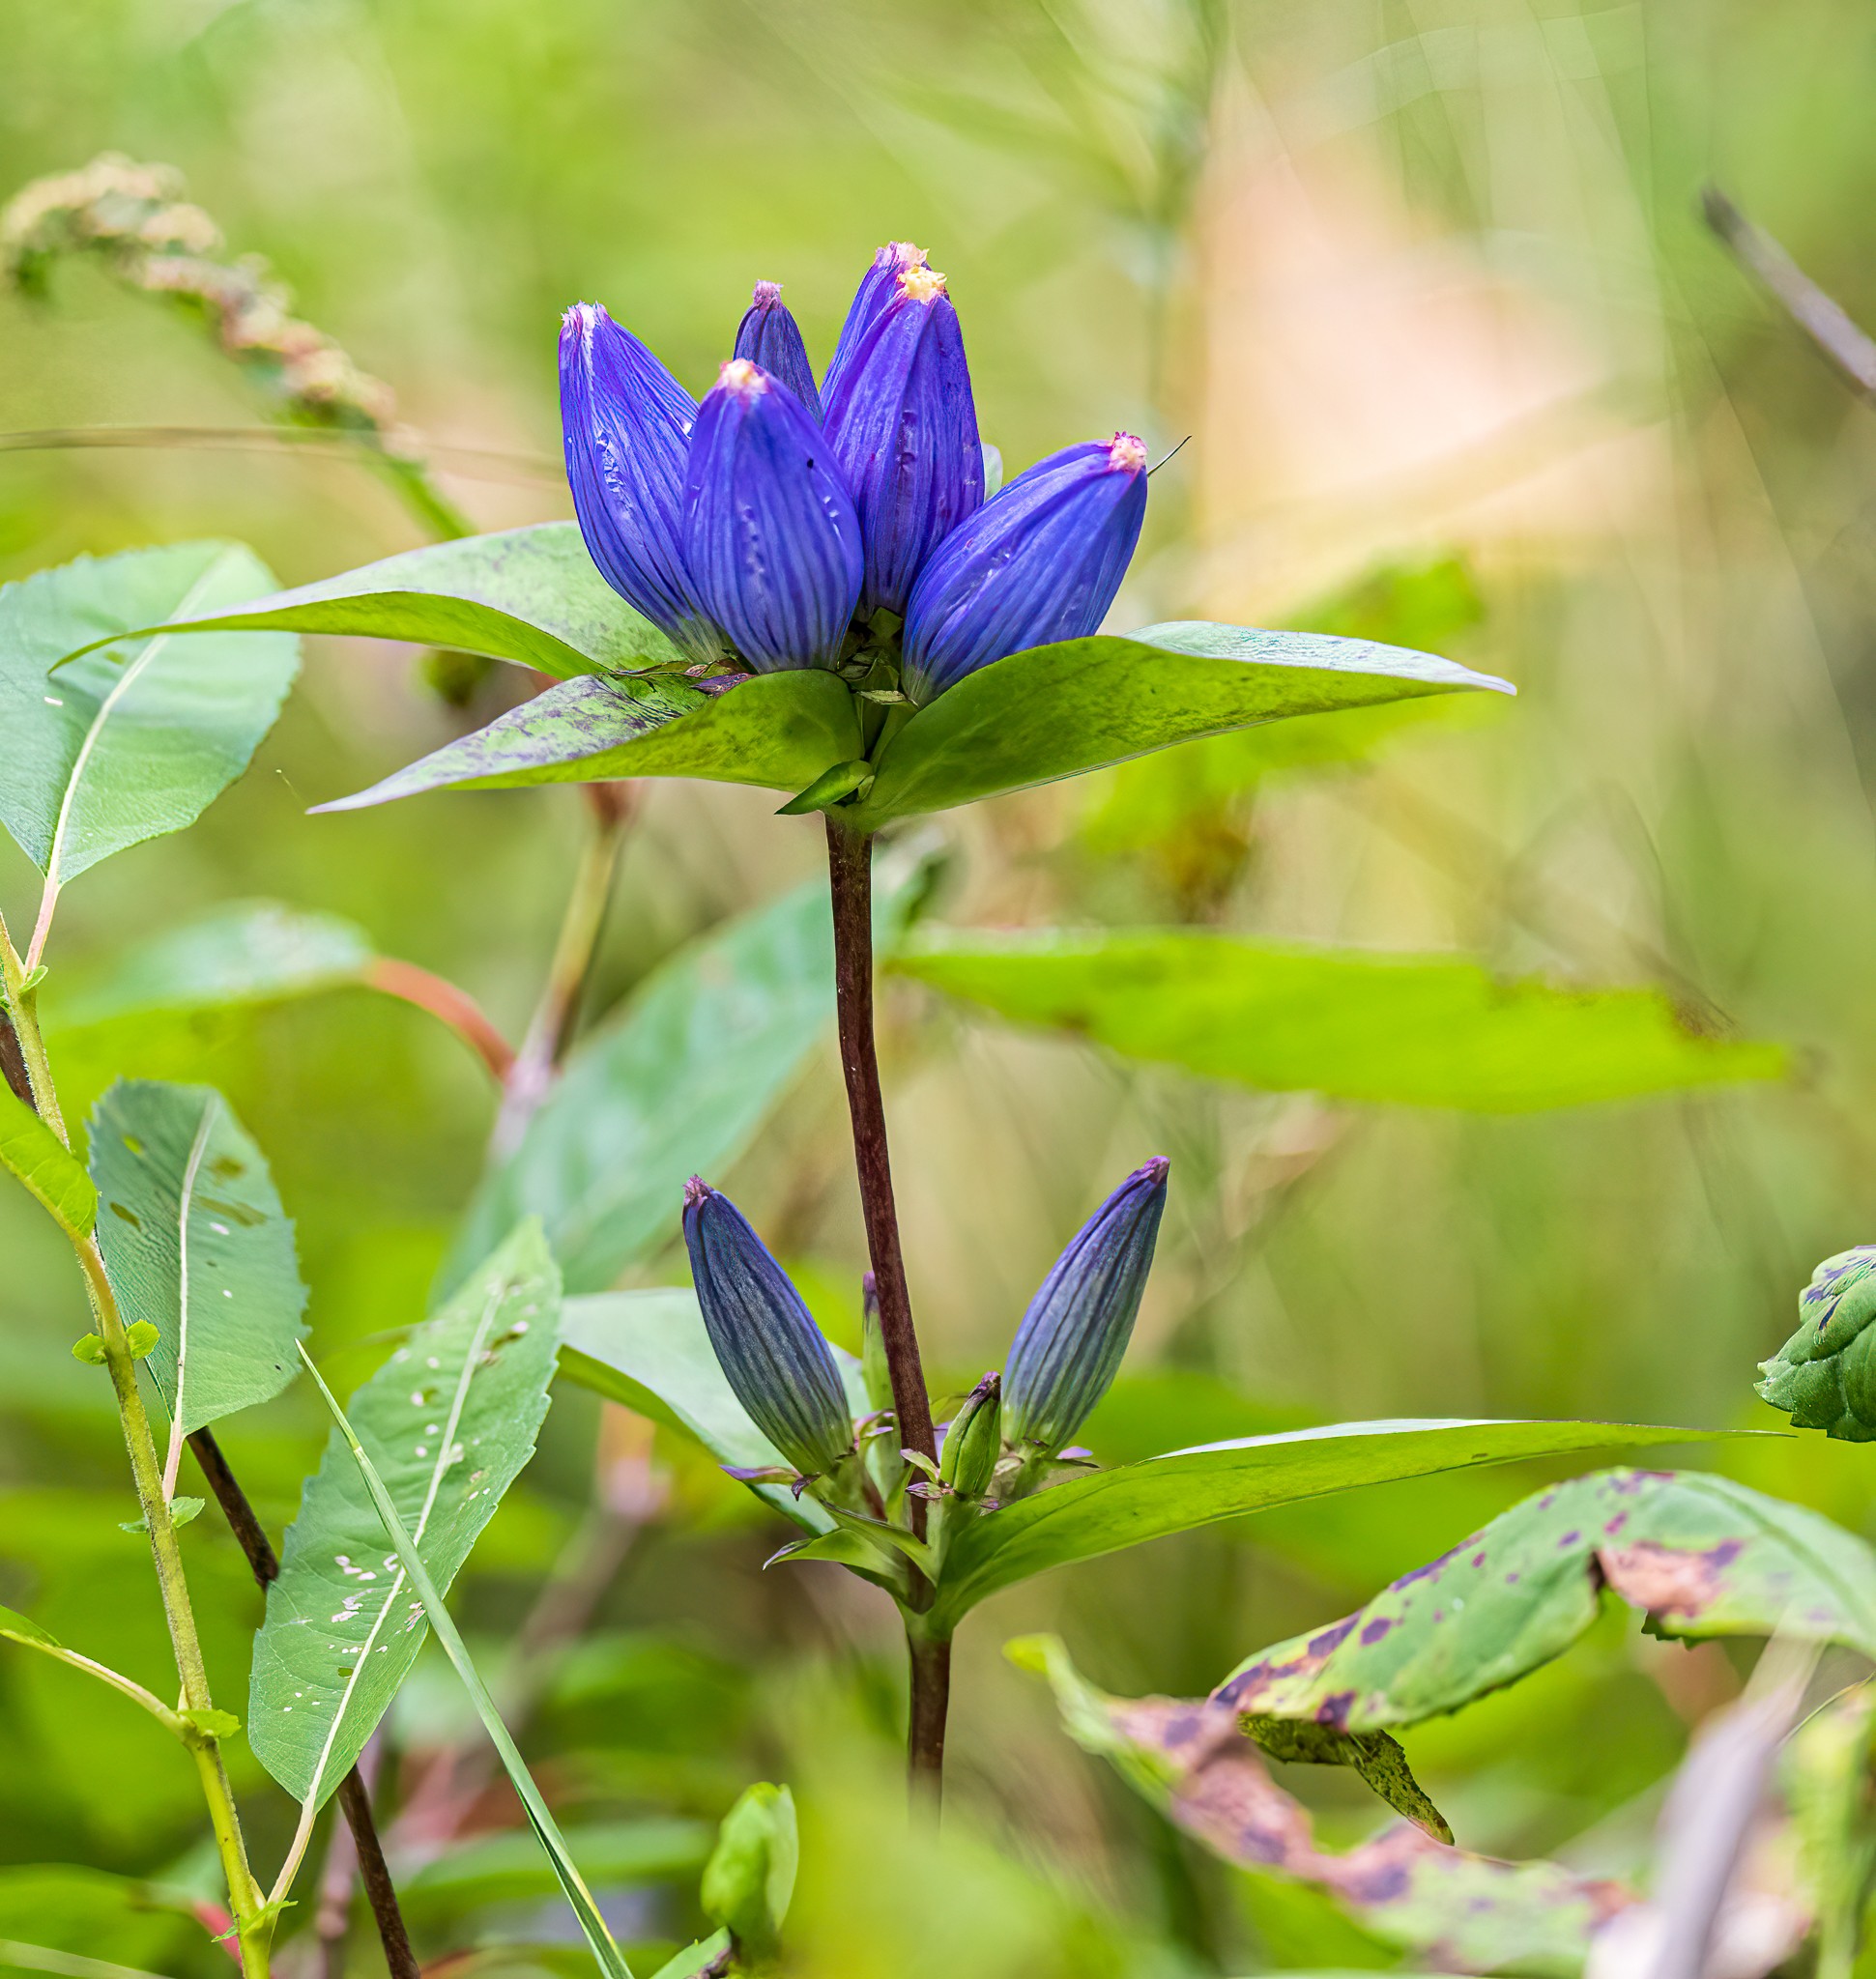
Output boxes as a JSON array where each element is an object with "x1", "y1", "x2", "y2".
[
  {"x1": 561, "y1": 244, "x2": 1150, "y2": 695},
  {"x1": 683, "y1": 359, "x2": 863, "y2": 673},
  {"x1": 1003, "y1": 1158, "x2": 1169, "y2": 1456},
  {"x1": 823, "y1": 263, "x2": 983, "y2": 616},
  {"x1": 734, "y1": 281, "x2": 823, "y2": 423},
  {"x1": 683, "y1": 1178, "x2": 855, "y2": 1477},
  {"x1": 901, "y1": 433, "x2": 1149, "y2": 704},
  {"x1": 560, "y1": 302, "x2": 722, "y2": 664}
]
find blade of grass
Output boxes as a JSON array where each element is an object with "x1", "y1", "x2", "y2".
[{"x1": 295, "y1": 1343, "x2": 634, "y2": 1979}]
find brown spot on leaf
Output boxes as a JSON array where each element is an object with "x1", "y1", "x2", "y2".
[{"x1": 1598, "y1": 1538, "x2": 1742, "y2": 1619}]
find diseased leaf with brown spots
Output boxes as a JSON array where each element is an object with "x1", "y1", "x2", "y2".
[
  {"x1": 1008, "y1": 1633, "x2": 1631, "y2": 1977},
  {"x1": 1212, "y1": 1470, "x2": 1876, "y2": 1739}
]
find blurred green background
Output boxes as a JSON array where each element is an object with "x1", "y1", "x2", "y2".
[{"x1": 6, "y1": 0, "x2": 1876, "y2": 1972}]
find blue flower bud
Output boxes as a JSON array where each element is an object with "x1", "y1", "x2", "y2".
[
  {"x1": 823, "y1": 240, "x2": 928, "y2": 404},
  {"x1": 901, "y1": 432, "x2": 1150, "y2": 703},
  {"x1": 682, "y1": 359, "x2": 864, "y2": 673},
  {"x1": 823, "y1": 264, "x2": 983, "y2": 617},
  {"x1": 683, "y1": 1178, "x2": 855, "y2": 1478},
  {"x1": 734, "y1": 281, "x2": 823, "y2": 424},
  {"x1": 559, "y1": 302, "x2": 722, "y2": 664},
  {"x1": 1003, "y1": 1158, "x2": 1169, "y2": 1456}
]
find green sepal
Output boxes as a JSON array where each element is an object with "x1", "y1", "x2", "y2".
[
  {"x1": 125, "y1": 1320, "x2": 159, "y2": 1359},
  {"x1": 72, "y1": 1334, "x2": 106, "y2": 1365},
  {"x1": 178, "y1": 1706, "x2": 241, "y2": 1741},
  {"x1": 775, "y1": 758, "x2": 875, "y2": 816}
]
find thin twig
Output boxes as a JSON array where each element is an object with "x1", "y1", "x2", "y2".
[
  {"x1": 489, "y1": 784, "x2": 635, "y2": 1161},
  {"x1": 364, "y1": 958, "x2": 516, "y2": 1082},
  {"x1": 1702, "y1": 184, "x2": 1876, "y2": 400},
  {"x1": 188, "y1": 1428, "x2": 420, "y2": 1979}
]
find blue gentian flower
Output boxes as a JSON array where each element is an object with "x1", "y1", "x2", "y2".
[
  {"x1": 902, "y1": 434, "x2": 1149, "y2": 704},
  {"x1": 1002, "y1": 1157, "x2": 1169, "y2": 1457},
  {"x1": 823, "y1": 263, "x2": 983, "y2": 616},
  {"x1": 560, "y1": 244, "x2": 1149, "y2": 695},
  {"x1": 734, "y1": 281, "x2": 823, "y2": 423},
  {"x1": 560, "y1": 302, "x2": 723, "y2": 665},
  {"x1": 683, "y1": 1177, "x2": 856, "y2": 1478},
  {"x1": 683, "y1": 359, "x2": 863, "y2": 673}
]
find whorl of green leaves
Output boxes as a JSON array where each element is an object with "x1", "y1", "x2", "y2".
[{"x1": 1758, "y1": 1247, "x2": 1876, "y2": 1440}]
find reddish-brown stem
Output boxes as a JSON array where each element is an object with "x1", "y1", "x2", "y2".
[
  {"x1": 188, "y1": 1427, "x2": 419, "y2": 1979},
  {"x1": 823, "y1": 817, "x2": 950, "y2": 1793},
  {"x1": 365, "y1": 958, "x2": 514, "y2": 1082}
]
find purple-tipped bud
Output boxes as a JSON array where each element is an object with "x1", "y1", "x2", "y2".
[
  {"x1": 859, "y1": 1270, "x2": 894, "y2": 1414},
  {"x1": 938, "y1": 1371, "x2": 1002, "y2": 1501},
  {"x1": 560, "y1": 303, "x2": 722, "y2": 664},
  {"x1": 734, "y1": 281, "x2": 823, "y2": 425},
  {"x1": 901, "y1": 433, "x2": 1149, "y2": 703},
  {"x1": 823, "y1": 264, "x2": 983, "y2": 617},
  {"x1": 823, "y1": 241, "x2": 929, "y2": 404},
  {"x1": 682, "y1": 359, "x2": 864, "y2": 672},
  {"x1": 682, "y1": 1178, "x2": 855, "y2": 1478},
  {"x1": 1003, "y1": 1158, "x2": 1169, "y2": 1456}
]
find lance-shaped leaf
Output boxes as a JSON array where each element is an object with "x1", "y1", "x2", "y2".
[
  {"x1": 846, "y1": 620, "x2": 1515, "y2": 827},
  {"x1": 296, "y1": 1333, "x2": 631, "y2": 1978},
  {"x1": 453, "y1": 859, "x2": 927, "y2": 1293},
  {"x1": 0, "y1": 1084, "x2": 96, "y2": 1241},
  {"x1": 248, "y1": 1222, "x2": 559, "y2": 1813},
  {"x1": 317, "y1": 669, "x2": 859, "y2": 812},
  {"x1": 930, "y1": 1420, "x2": 1732, "y2": 1629},
  {"x1": 1213, "y1": 1470, "x2": 1876, "y2": 1736},
  {"x1": 1010, "y1": 1633, "x2": 1634, "y2": 1977},
  {"x1": 111, "y1": 523, "x2": 678, "y2": 680},
  {"x1": 87, "y1": 1081, "x2": 306, "y2": 1439},
  {"x1": 0, "y1": 542, "x2": 297, "y2": 884},
  {"x1": 559, "y1": 1288, "x2": 868, "y2": 1535},
  {"x1": 895, "y1": 929, "x2": 1787, "y2": 1112},
  {"x1": 52, "y1": 901, "x2": 375, "y2": 1031}
]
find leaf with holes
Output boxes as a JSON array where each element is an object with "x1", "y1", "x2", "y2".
[
  {"x1": 0, "y1": 1083, "x2": 96, "y2": 1241},
  {"x1": 1212, "y1": 1470, "x2": 1876, "y2": 1737},
  {"x1": 894, "y1": 929, "x2": 1787, "y2": 1112},
  {"x1": 87, "y1": 1081, "x2": 306, "y2": 1447},
  {"x1": 0, "y1": 542, "x2": 297, "y2": 889},
  {"x1": 1010, "y1": 1633, "x2": 1633, "y2": 1976},
  {"x1": 247, "y1": 1222, "x2": 559, "y2": 1813}
]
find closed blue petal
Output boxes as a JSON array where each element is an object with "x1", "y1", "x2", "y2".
[
  {"x1": 734, "y1": 281, "x2": 823, "y2": 424},
  {"x1": 683, "y1": 1178, "x2": 854, "y2": 1478},
  {"x1": 823, "y1": 266, "x2": 983, "y2": 617},
  {"x1": 823, "y1": 240, "x2": 928, "y2": 405},
  {"x1": 682, "y1": 359, "x2": 863, "y2": 672},
  {"x1": 900, "y1": 432, "x2": 1149, "y2": 703},
  {"x1": 559, "y1": 302, "x2": 723, "y2": 663},
  {"x1": 1003, "y1": 1158, "x2": 1169, "y2": 1455}
]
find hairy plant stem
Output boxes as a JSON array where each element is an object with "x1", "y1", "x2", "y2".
[
  {"x1": 0, "y1": 919, "x2": 269, "y2": 1974},
  {"x1": 822, "y1": 817, "x2": 951, "y2": 1798},
  {"x1": 188, "y1": 1427, "x2": 418, "y2": 1979},
  {"x1": 489, "y1": 783, "x2": 635, "y2": 1160}
]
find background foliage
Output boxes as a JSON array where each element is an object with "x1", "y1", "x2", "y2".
[{"x1": 7, "y1": 0, "x2": 1876, "y2": 1971}]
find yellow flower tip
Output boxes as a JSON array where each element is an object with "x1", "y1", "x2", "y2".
[
  {"x1": 718, "y1": 357, "x2": 768, "y2": 398},
  {"x1": 898, "y1": 264, "x2": 948, "y2": 305},
  {"x1": 1108, "y1": 431, "x2": 1148, "y2": 473}
]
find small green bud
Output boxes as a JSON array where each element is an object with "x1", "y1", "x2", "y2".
[
  {"x1": 72, "y1": 1334, "x2": 106, "y2": 1365},
  {"x1": 126, "y1": 1321, "x2": 160, "y2": 1360},
  {"x1": 1759, "y1": 1247, "x2": 1876, "y2": 1439},
  {"x1": 938, "y1": 1371, "x2": 1001, "y2": 1501},
  {"x1": 179, "y1": 1706, "x2": 241, "y2": 1741},
  {"x1": 701, "y1": 1781, "x2": 797, "y2": 1962}
]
